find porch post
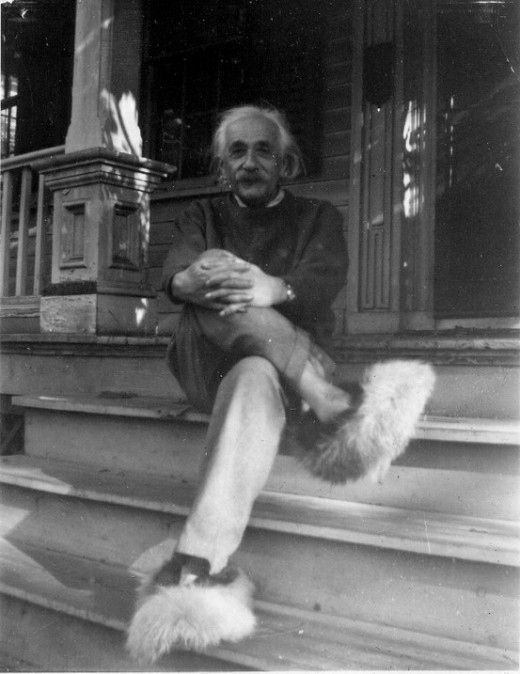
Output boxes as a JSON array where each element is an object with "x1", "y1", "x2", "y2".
[
  {"x1": 36, "y1": 0, "x2": 174, "y2": 335},
  {"x1": 65, "y1": 0, "x2": 143, "y2": 155}
]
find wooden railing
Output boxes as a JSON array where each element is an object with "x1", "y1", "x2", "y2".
[{"x1": 0, "y1": 145, "x2": 65, "y2": 298}]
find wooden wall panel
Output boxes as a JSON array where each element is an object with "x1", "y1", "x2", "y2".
[{"x1": 346, "y1": 0, "x2": 405, "y2": 333}]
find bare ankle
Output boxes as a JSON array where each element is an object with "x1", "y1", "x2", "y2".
[{"x1": 298, "y1": 363, "x2": 351, "y2": 422}]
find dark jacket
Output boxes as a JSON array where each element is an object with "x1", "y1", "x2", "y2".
[{"x1": 162, "y1": 190, "x2": 348, "y2": 349}]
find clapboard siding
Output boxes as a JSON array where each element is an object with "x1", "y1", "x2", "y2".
[
  {"x1": 324, "y1": 83, "x2": 351, "y2": 111},
  {"x1": 149, "y1": 2, "x2": 352, "y2": 323},
  {"x1": 326, "y1": 62, "x2": 351, "y2": 87},
  {"x1": 323, "y1": 131, "x2": 351, "y2": 158},
  {"x1": 324, "y1": 107, "x2": 351, "y2": 135}
]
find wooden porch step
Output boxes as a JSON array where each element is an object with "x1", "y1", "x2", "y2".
[
  {"x1": 2, "y1": 455, "x2": 519, "y2": 566},
  {"x1": 12, "y1": 395, "x2": 520, "y2": 519},
  {"x1": 2, "y1": 332, "x2": 519, "y2": 418},
  {"x1": 0, "y1": 538, "x2": 516, "y2": 670},
  {"x1": 2, "y1": 453, "x2": 518, "y2": 653},
  {"x1": 13, "y1": 393, "x2": 520, "y2": 445}
]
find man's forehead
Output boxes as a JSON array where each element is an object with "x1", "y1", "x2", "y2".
[{"x1": 225, "y1": 115, "x2": 280, "y2": 147}]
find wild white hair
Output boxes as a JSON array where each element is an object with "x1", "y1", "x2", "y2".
[{"x1": 211, "y1": 105, "x2": 305, "y2": 179}]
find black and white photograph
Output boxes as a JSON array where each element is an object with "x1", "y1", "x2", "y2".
[{"x1": 0, "y1": 0, "x2": 518, "y2": 670}]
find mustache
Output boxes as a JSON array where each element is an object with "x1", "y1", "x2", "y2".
[{"x1": 237, "y1": 171, "x2": 264, "y2": 182}]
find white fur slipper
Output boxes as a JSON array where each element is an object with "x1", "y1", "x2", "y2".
[
  {"x1": 297, "y1": 359, "x2": 435, "y2": 483},
  {"x1": 126, "y1": 568, "x2": 256, "y2": 665}
]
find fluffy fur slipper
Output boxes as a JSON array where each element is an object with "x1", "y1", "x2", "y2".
[
  {"x1": 126, "y1": 568, "x2": 256, "y2": 664},
  {"x1": 295, "y1": 360, "x2": 435, "y2": 484}
]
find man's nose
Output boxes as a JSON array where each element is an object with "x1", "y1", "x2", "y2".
[{"x1": 242, "y1": 149, "x2": 259, "y2": 169}]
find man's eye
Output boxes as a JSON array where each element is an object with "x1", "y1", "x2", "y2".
[
  {"x1": 229, "y1": 147, "x2": 246, "y2": 159},
  {"x1": 256, "y1": 146, "x2": 272, "y2": 156}
]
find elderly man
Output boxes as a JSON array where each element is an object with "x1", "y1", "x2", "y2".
[{"x1": 127, "y1": 105, "x2": 434, "y2": 664}]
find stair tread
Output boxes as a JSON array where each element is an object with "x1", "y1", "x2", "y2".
[
  {"x1": 1, "y1": 455, "x2": 518, "y2": 566},
  {"x1": 0, "y1": 537, "x2": 516, "y2": 670},
  {"x1": 13, "y1": 393, "x2": 210, "y2": 423},
  {"x1": 13, "y1": 393, "x2": 520, "y2": 445}
]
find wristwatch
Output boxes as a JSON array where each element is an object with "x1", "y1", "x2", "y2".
[{"x1": 282, "y1": 280, "x2": 296, "y2": 303}]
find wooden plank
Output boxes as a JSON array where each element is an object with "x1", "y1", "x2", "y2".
[
  {"x1": 324, "y1": 37, "x2": 349, "y2": 67},
  {"x1": 0, "y1": 171, "x2": 14, "y2": 296},
  {"x1": 345, "y1": 0, "x2": 364, "y2": 324},
  {"x1": 0, "y1": 296, "x2": 40, "y2": 318},
  {"x1": 0, "y1": 537, "x2": 515, "y2": 670},
  {"x1": 15, "y1": 168, "x2": 32, "y2": 296},
  {"x1": 1, "y1": 145, "x2": 64, "y2": 172},
  {"x1": 320, "y1": 155, "x2": 350, "y2": 180},
  {"x1": 325, "y1": 61, "x2": 351, "y2": 87},
  {"x1": 13, "y1": 393, "x2": 204, "y2": 422},
  {"x1": 3, "y1": 469, "x2": 518, "y2": 650},
  {"x1": 324, "y1": 83, "x2": 351, "y2": 110},
  {"x1": 419, "y1": 415, "x2": 520, "y2": 445},
  {"x1": 323, "y1": 107, "x2": 351, "y2": 134},
  {"x1": 13, "y1": 392, "x2": 520, "y2": 444},
  {"x1": 0, "y1": 296, "x2": 41, "y2": 334},
  {"x1": 322, "y1": 131, "x2": 350, "y2": 158},
  {"x1": 1, "y1": 455, "x2": 518, "y2": 565},
  {"x1": 18, "y1": 408, "x2": 519, "y2": 519},
  {"x1": 33, "y1": 174, "x2": 46, "y2": 296}
]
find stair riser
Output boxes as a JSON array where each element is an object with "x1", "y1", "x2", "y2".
[
  {"x1": 24, "y1": 409, "x2": 207, "y2": 479},
  {"x1": 2, "y1": 486, "x2": 518, "y2": 650},
  {"x1": 395, "y1": 440, "x2": 519, "y2": 476},
  {"x1": 0, "y1": 315, "x2": 40, "y2": 334},
  {"x1": 2, "y1": 348, "x2": 519, "y2": 419},
  {"x1": 336, "y1": 362, "x2": 519, "y2": 419},
  {"x1": 0, "y1": 349, "x2": 181, "y2": 399},
  {"x1": 23, "y1": 407, "x2": 520, "y2": 478},
  {"x1": 22, "y1": 410, "x2": 520, "y2": 519}
]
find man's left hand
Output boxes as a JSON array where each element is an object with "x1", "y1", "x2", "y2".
[{"x1": 204, "y1": 262, "x2": 287, "y2": 314}]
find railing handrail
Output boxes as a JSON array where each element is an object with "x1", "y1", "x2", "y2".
[{"x1": 1, "y1": 145, "x2": 65, "y2": 172}]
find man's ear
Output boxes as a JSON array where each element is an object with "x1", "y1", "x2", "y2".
[
  {"x1": 281, "y1": 155, "x2": 291, "y2": 179},
  {"x1": 216, "y1": 161, "x2": 228, "y2": 186}
]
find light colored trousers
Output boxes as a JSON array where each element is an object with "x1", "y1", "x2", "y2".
[{"x1": 167, "y1": 305, "x2": 332, "y2": 573}]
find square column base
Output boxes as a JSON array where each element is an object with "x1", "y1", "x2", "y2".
[{"x1": 40, "y1": 294, "x2": 158, "y2": 335}]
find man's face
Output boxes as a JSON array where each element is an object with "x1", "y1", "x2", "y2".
[{"x1": 221, "y1": 115, "x2": 282, "y2": 208}]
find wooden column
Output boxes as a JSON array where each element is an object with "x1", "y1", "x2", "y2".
[
  {"x1": 65, "y1": 0, "x2": 144, "y2": 155},
  {"x1": 36, "y1": 0, "x2": 175, "y2": 334}
]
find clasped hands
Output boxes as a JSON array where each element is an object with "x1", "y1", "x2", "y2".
[{"x1": 171, "y1": 249, "x2": 287, "y2": 315}]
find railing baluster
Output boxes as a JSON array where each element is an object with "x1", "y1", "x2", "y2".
[
  {"x1": 33, "y1": 173, "x2": 46, "y2": 297},
  {"x1": 0, "y1": 170, "x2": 14, "y2": 297},
  {"x1": 1, "y1": 145, "x2": 64, "y2": 300},
  {"x1": 15, "y1": 167, "x2": 32, "y2": 296}
]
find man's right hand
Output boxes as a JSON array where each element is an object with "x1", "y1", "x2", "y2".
[{"x1": 171, "y1": 249, "x2": 254, "y2": 312}]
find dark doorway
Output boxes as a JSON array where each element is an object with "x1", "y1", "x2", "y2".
[
  {"x1": 434, "y1": 1, "x2": 519, "y2": 317},
  {"x1": 141, "y1": 0, "x2": 326, "y2": 180}
]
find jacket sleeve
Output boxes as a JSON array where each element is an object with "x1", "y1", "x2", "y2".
[
  {"x1": 161, "y1": 201, "x2": 208, "y2": 303},
  {"x1": 281, "y1": 201, "x2": 348, "y2": 316}
]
